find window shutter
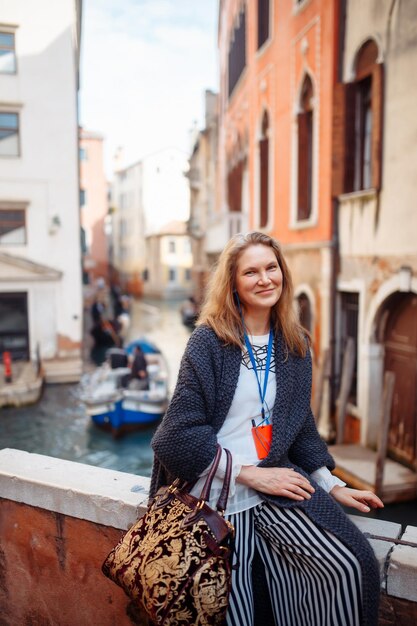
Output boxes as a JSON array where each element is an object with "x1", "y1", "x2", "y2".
[
  {"x1": 332, "y1": 82, "x2": 356, "y2": 196},
  {"x1": 332, "y1": 83, "x2": 346, "y2": 197},
  {"x1": 344, "y1": 83, "x2": 356, "y2": 193},
  {"x1": 371, "y1": 63, "x2": 384, "y2": 190},
  {"x1": 257, "y1": 0, "x2": 269, "y2": 49},
  {"x1": 297, "y1": 113, "x2": 309, "y2": 216},
  {"x1": 259, "y1": 138, "x2": 269, "y2": 227},
  {"x1": 228, "y1": 162, "x2": 243, "y2": 213},
  {"x1": 297, "y1": 112, "x2": 310, "y2": 219}
]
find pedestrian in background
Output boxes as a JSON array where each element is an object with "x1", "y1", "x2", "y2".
[{"x1": 150, "y1": 231, "x2": 383, "y2": 626}]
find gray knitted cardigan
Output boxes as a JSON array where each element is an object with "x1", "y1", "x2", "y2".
[{"x1": 150, "y1": 326, "x2": 380, "y2": 626}]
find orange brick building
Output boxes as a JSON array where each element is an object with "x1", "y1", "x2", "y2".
[
  {"x1": 215, "y1": 0, "x2": 341, "y2": 426},
  {"x1": 79, "y1": 128, "x2": 110, "y2": 285}
]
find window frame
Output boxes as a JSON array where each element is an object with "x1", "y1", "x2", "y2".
[
  {"x1": 332, "y1": 39, "x2": 383, "y2": 197},
  {"x1": 79, "y1": 188, "x2": 87, "y2": 207},
  {"x1": 354, "y1": 75, "x2": 372, "y2": 192},
  {"x1": 291, "y1": 72, "x2": 318, "y2": 229},
  {"x1": 168, "y1": 239, "x2": 176, "y2": 254},
  {"x1": 0, "y1": 110, "x2": 20, "y2": 157},
  {"x1": 79, "y1": 146, "x2": 88, "y2": 161},
  {"x1": 0, "y1": 201, "x2": 27, "y2": 245},
  {"x1": 0, "y1": 28, "x2": 17, "y2": 74}
]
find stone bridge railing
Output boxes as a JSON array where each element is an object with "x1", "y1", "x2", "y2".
[{"x1": 0, "y1": 448, "x2": 416, "y2": 625}]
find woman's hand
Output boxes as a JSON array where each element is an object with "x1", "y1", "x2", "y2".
[
  {"x1": 237, "y1": 466, "x2": 315, "y2": 501},
  {"x1": 330, "y1": 486, "x2": 384, "y2": 513}
]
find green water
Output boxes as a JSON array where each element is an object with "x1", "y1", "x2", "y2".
[{"x1": 0, "y1": 383, "x2": 156, "y2": 477}]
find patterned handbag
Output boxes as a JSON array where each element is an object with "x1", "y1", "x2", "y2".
[{"x1": 102, "y1": 445, "x2": 235, "y2": 625}]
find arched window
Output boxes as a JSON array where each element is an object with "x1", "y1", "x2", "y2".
[
  {"x1": 333, "y1": 39, "x2": 383, "y2": 195},
  {"x1": 297, "y1": 75, "x2": 314, "y2": 221},
  {"x1": 259, "y1": 111, "x2": 269, "y2": 228},
  {"x1": 297, "y1": 292, "x2": 312, "y2": 332}
]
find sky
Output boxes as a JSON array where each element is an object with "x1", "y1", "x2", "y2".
[{"x1": 79, "y1": 0, "x2": 219, "y2": 177}]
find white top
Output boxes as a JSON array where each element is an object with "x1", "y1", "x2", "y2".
[{"x1": 190, "y1": 333, "x2": 345, "y2": 514}]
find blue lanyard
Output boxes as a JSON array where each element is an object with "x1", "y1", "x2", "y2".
[{"x1": 243, "y1": 328, "x2": 274, "y2": 424}]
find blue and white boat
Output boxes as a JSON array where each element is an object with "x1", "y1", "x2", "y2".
[{"x1": 78, "y1": 338, "x2": 169, "y2": 437}]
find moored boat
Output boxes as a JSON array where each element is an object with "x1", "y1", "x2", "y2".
[{"x1": 78, "y1": 338, "x2": 169, "y2": 437}]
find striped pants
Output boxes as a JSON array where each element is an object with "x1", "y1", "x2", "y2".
[{"x1": 225, "y1": 502, "x2": 362, "y2": 626}]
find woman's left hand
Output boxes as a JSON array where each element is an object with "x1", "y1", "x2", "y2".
[{"x1": 330, "y1": 486, "x2": 384, "y2": 513}]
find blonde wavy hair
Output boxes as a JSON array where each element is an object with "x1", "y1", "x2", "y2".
[{"x1": 197, "y1": 231, "x2": 308, "y2": 356}]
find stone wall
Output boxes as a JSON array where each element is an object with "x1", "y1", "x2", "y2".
[{"x1": 0, "y1": 448, "x2": 416, "y2": 625}]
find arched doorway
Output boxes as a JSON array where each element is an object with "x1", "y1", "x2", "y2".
[{"x1": 382, "y1": 293, "x2": 417, "y2": 469}]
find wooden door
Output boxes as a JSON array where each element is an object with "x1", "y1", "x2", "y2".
[{"x1": 384, "y1": 294, "x2": 417, "y2": 469}]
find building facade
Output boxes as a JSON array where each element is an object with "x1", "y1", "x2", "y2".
[
  {"x1": 110, "y1": 160, "x2": 144, "y2": 296},
  {"x1": 333, "y1": 0, "x2": 417, "y2": 469},
  {"x1": 111, "y1": 148, "x2": 190, "y2": 296},
  {"x1": 143, "y1": 221, "x2": 193, "y2": 300},
  {"x1": 212, "y1": 0, "x2": 417, "y2": 469},
  {"x1": 215, "y1": 0, "x2": 340, "y2": 427},
  {"x1": 0, "y1": 0, "x2": 83, "y2": 382},
  {"x1": 79, "y1": 128, "x2": 109, "y2": 285},
  {"x1": 187, "y1": 90, "x2": 219, "y2": 301}
]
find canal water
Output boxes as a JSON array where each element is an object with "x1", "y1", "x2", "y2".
[
  {"x1": 1, "y1": 298, "x2": 416, "y2": 526},
  {"x1": 0, "y1": 299, "x2": 191, "y2": 478}
]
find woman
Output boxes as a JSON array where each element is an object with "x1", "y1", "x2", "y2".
[{"x1": 150, "y1": 232, "x2": 383, "y2": 626}]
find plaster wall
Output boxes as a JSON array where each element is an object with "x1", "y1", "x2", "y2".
[
  {"x1": 341, "y1": 0, "x2": 417, "y2": 255},
  {"x1": 142, "y1": 149, "x2": 190, "y2": 236},
  {"x1": 79, "y1": 130, "x2": 109, "y2": 281},
  {"x1": 0, "y1": 0, "x2": 82, "y2": 358},
  {"x1": 111, "y1": 162, "x2": 145, "y2": 279},
  {"x1": 338, "y1": 0, "x2": 417, "y2": 446}
]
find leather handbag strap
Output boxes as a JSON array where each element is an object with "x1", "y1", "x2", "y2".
[
  {"x1": 199, "y1": 444, "x2": 223, "y2": 503},
  {"x1": 216, "y1": 448, "x2": 232, "y2": 513}
]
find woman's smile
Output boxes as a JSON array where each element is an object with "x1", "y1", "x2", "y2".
[{"x1": 235, "y1": 244, "x2": 283, "y2": 314}]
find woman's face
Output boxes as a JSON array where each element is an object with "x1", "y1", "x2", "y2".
[{"x1": 234, "y1": 244, "x2": 283, "y2": 315}]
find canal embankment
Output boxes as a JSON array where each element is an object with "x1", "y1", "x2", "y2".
[{"x1": 0, "y1": 447, "x2": 416, "y2": 626}]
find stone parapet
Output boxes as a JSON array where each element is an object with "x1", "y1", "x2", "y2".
[{"x1": 0, "y1": 448, "x2": 416, "y2": 625}]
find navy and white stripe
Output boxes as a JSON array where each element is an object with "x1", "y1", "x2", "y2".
[{"x1": 226, "y1": 502, "x2": 362, "y2": 626}]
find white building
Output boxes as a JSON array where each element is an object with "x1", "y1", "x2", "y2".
[
  {"x1": 142, "y1": 148, "x2": 189, "y2": 235},
  {"x1": 110, "y1": 160, "x2": 145, "y2": 295},
  {"x1": 111, "y1": 147, "x2": 190, "y2": 295},
  {"x1": 144, "y1": 221, "x2": 193, "y2": 300},
  {"x1": 0, "y1": 0, "x2": 83, "y2": 382},
  {"x1": 187, "y1": 90, "x2": 219, "y2": 301}
]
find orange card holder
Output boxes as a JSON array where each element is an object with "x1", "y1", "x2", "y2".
[{"x1": 251, "y1": 423, "x2": 272, "y2": 460}]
